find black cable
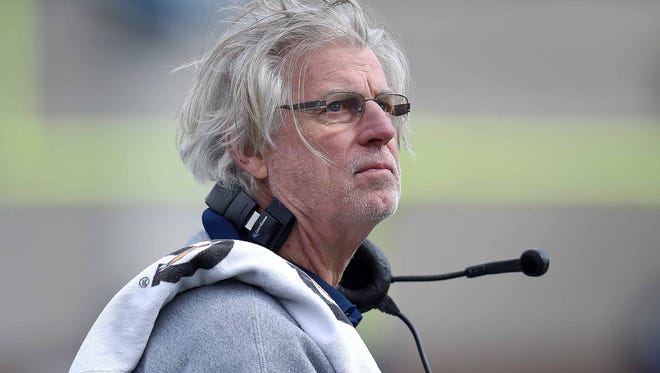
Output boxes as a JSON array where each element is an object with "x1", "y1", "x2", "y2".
[
  {"x1": 378, "y1": 296, "x2": 432, "y2": 373},
  {"x1": 396, "y1": 311, "x2": 432, "y2": 373},
  {"x1": 391, "y1": 270, "x2": 466, "y2": 283}
]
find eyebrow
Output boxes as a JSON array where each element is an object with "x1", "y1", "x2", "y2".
[{"x1": 319, "y1": 88, "x2": 394, "y2": 99}]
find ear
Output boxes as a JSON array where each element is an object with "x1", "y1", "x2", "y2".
[{"x1": 230, "y1": 147, "x2": 268, "y2": 180}]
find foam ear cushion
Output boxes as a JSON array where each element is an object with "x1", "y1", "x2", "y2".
[
  {"x1": 520, "y1": 249, "x2": 550, "y2": 277},
  {"x1": 338, "y1": 239, "x2": 392, "y2": 313}
]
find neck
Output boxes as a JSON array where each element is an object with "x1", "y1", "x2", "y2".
[
  {"x1": 278, "y1": 218, "x2": 375, "y2": 286},
  {"x1": 251, "y1": 180, "x2": 376, "y2": 286}
]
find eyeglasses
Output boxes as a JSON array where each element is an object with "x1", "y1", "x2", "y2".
[{"x1": 279, "y1": 91, "x2": 410, "y2": 126}]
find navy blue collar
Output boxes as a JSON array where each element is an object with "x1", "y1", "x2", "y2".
[
  {"x1": 202, "y1": 208, "x2": 241, "y2": 240},
  {"x1": 202, "y1": 208, "x2": 362, "y2": 327},
  {"x1": 297, "y1": 267, "x2": 363, "y2": 327}
]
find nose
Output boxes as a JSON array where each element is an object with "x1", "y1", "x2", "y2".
[{"x1": 356, "y1": 100, "x2": 396, "y2": 147}]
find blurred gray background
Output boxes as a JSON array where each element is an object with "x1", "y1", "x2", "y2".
[{"x1": 2, "y1": 0, "x2": 660, "y2": 372}]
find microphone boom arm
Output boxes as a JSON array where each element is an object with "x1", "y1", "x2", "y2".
[
  {"x1": 391, "y1": 270, "x2": 466, "y2": 283},
  {"x1": 391, "y1": 249, "x2": 549, "y2": 283}
]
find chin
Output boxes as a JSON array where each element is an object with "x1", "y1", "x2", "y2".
[
  {"x1": 370, "y1": 203, "x2": 398, "y2": 222},
  {"x1": 349, "y1": 190, "x2": 400, "y2": 223}
]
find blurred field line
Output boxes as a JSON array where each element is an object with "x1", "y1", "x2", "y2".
[
  {"x1": 401, "y1": 115, "x2": 660, "y2": 205},
  {"x1": 1, "y1": 116, "x2": 659, "y2": 206}
]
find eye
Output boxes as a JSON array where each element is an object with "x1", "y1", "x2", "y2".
[
  {"x1": 321, "y1": 93, "x2": 364, "y2": 124},
  {"x1": 326, "y1": 100, "x2": 345, "y2": 113},
  {"x1": 377, "y1": 100, "x2": 393, "y2": 113},
  {"x1": 376, "y1": 94, "x2": 410, "y2": 116}
]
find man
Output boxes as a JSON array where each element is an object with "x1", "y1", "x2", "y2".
[{"x1": 71, "y1": 0, "x2": 410, "y2": 371}]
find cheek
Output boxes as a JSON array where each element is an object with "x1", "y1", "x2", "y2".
[
  {"x1": 268, "y1": 121, "x2": 356, "y2": 181},
  {"x1": 267, "y1": 132, "x2": 329, "y2": 187},
  {"x1": 313, "y1": 128, "x2": 355, "y2": 158}
]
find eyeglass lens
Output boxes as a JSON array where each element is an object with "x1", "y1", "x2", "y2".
[{"x1": 323, "y1": 92, "x2": 408, "y2": 125}]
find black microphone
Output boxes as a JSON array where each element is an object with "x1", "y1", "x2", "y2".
[
  {"x1": 391, "y1": 249, "x2": 549, "y2": 283},
  {"x1": 380, "y1": 249, "x2": 550, "y2": 373}
]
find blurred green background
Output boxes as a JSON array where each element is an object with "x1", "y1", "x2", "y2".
[
  {"x1": 2, "y1": 1, "x2": 660, "y2": 372},
  {"x1": 2, "y1": 1, "x2": 660, "y2": 207}
]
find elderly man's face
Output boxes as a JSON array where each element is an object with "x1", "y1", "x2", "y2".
[{"x1": 265, "y1": 45, "x2": 401, "y2": 230}]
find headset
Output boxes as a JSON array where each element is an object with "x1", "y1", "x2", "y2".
[
  {"x1": 205, "y1": 184, "x2": 295, "y2": 253},
  {"x1": 205, "y1": 184, "x2": 550, "y2": 373},
  {"x1": 205, "y1": 184, "x2": 393, "y2": 309}
]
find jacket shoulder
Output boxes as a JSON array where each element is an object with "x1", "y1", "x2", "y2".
[{"x1": 134, "y1": 280, "x2": 335, "y2": 372}]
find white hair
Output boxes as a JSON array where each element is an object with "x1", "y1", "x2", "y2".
[{"x1": 177, "y1": 0, "x2": 411, "y2": 192}]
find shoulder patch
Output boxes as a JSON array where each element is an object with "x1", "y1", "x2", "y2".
[{"x1": 151, "y1": 240, "x2": 234, "y2": 287}]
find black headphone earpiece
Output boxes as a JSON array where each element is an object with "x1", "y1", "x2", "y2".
[
  {"x1": 205, "y1": 184, "x2": 295, "y2": 253},
  {"x1": 338, "y1": 239, "x2": 392, "y2": 313}
]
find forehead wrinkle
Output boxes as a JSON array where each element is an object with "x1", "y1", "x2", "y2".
[
  {"x1": 299, "y1": 48, "x2": 388, "y2": 100},
  {"x1": 304, "y1": 64, "x2": 366, "y2": 97}
]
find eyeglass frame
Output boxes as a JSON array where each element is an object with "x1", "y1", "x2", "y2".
[{"x1": 278, "y1": 91, "x2": 411, "y2": 125}]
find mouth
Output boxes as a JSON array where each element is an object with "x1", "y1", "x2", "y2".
[{"x1": 354, "y1": 162, "x2": 395, "y2": 175}]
